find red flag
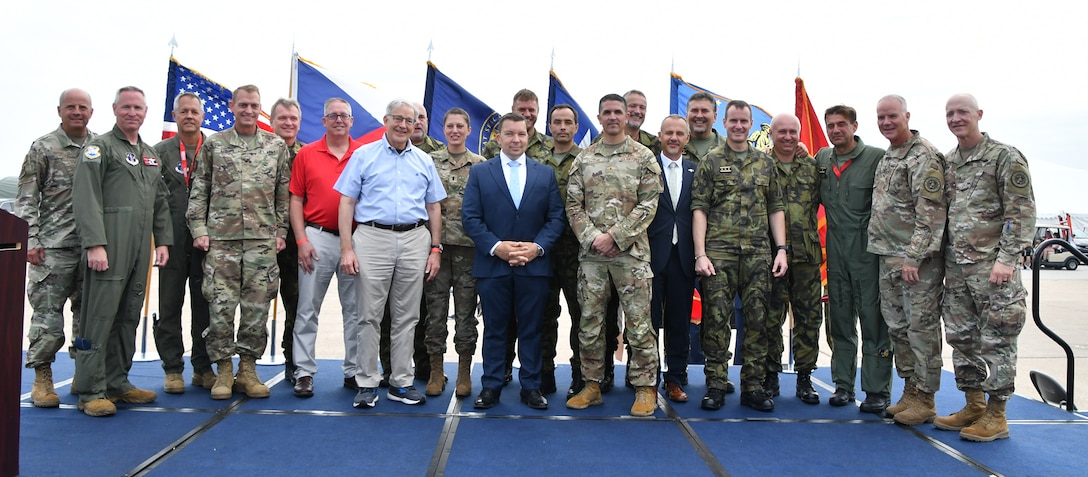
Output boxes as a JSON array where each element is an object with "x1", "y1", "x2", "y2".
[{"x1": 796, "y1": 77, "x2": 829, "y2": 288}]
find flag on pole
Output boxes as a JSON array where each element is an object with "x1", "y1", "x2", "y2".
[
  {"x1": 423, "y1": 62, "x2": 500, "y2": 155},
  {"x1": 293, "y1": 54, "x2": 387, "y2": 145},
  {"x1": 795, "y1": 76, "x2": 829, "y2": 288},
  {"x1": 546, "y1": 70, "x2": 598, "y2": 148},
  {"x1": 162, "y1": 57, "x2": 272, "y2": 139},
  {"x1": 669, "y1": 73, "x2": 774, "y2": 151}
]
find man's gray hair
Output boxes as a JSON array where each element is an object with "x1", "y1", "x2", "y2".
[
  {"x1": 173, "y1": 92, "x2": 204, "y2": 112},
  {"x1": 270, "y1": 97, "x2": 302, "y2": 119},
  {"x1": 385, "y1": 99, "x2": 418, "y2": 117},
  {"x1": 323, "y1": 97, "x2": 352, "y2": 116}
]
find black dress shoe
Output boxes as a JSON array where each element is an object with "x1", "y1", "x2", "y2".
[
  {"x1": 541, "y1": 371, "x2": 556, "y2": 395},
  {"x1": 344, "y1": 377, "x2": 358, "y2": 390},
  {"x1": 293, "y1": 376, "x2": 314, "y2": 398},
  {"x1": 859, "y1": 393, "x2": 890, "y2": 414},
  {"x1": 701, "y1": 388, "x2": 726, "y2": 410},
  {"x1": 740, "y1": 390, "x2": 775, "y2": 412},
  {"x1": 474, "y1": 388, "x2": 501, "y2": 409},
  {"x1": 763, "y1": 372, "x2": 780, "y2": 397},
  {"x1": 600, "y1": 366, "x2": 615, "y2": 393},
  {"x1": 725, "y1": 380, "x2": 736, "y2": 394},
  {"x1": 520, "y1": 389, "x2": 548, "y2": 410},
  {"x1": 829, "y1": 388, "x2": 855, "y2": 406}
]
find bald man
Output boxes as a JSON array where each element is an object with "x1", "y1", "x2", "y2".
[
  {"x1": 868, "y1": 95, "x2": 947, "y2": 423},
  {"x1": 17, "y1": 88, "x2": 96, "y2": 408},
  {"x1": 936, "y1": 93, "x2": 1034, "y2": 442},
  {"x1": 766, "y1": 113, "x2": 824, "y2": 404}
]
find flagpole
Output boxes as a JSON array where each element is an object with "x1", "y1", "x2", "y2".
[
  {"x1": 427, "y1": 40, "x2": 434, "y2": 62},
  {"x1": 550, "y1": 47, "x2": 555, "y2": 71},
  {"x1": 169, "y1": 34, "x2": 177, "y2": 58}
]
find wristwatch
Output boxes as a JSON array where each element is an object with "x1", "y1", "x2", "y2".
[
  {"x1": 431, "y1": 243, "x2": 444, "y2": 253},
  {"x1": 775, "y1": 245, "x2": 790, "y2": 253},
  {"x1": 536, "y1": 244, "x2": 545, "y2": 257}
]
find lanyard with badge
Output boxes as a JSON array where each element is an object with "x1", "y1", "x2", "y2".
[{"x1": 179, "y1": 135, "x2": 203, "y2": 186}]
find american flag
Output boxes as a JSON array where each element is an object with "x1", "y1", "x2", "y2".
[{"x1": 162, "y1": 57, "x2": 270, "y2": 139}]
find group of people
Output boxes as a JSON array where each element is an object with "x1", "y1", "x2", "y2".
[{"x1": 18, "y1": 83, "x2": 1034, "y2": 443}]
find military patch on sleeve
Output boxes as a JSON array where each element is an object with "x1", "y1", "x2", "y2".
[
  {"x1": 82, "y1": 146, "x2": 101, "y2": 162},
  {"x1": 1008, "y1": 163, "x2": 1032, "y2": 195},
  {"x1": 923, "y1": 176, "x2": 942, "y2": 193}
]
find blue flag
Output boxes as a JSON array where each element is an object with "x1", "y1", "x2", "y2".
[
  {"x1": 669, "y1": 73, "x2": 775, "y2": 151},
  {"x1": 293, "y1": 55, "x2": 389, "y2": 145},
  {"x1": 423, "y1": 62, "x2": 500, "y2": 154},
  {"x1": 546, "y1": 71, "x2": 599, "y2": 148}
]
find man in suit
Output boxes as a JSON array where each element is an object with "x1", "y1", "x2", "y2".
[
  {"x1": 462, "y1": 113, "x2": 565, "y2": 410},
  {"x1": 647, "y1": 115, "x2": 697, "y2": 403}
]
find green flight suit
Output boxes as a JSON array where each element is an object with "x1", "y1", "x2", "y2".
[
  {"x1": 814, "y1": 136, "x2": 892, "y2": 396},
  {"x1": 71, "y1": 125, "x2": 173, "y2": 402}
]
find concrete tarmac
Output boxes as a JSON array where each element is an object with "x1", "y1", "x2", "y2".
[{"x1": 21, "y1": 265, "x2": 1088, "y2": 411}]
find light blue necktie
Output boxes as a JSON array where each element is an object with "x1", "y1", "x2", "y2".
[{"x1": 509, "y1": 160, "x2": 522, "y2": 208}]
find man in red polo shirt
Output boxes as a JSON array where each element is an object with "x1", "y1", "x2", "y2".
[{"x1": 288, "y1": 97, "x2": 365, "y2": 397}]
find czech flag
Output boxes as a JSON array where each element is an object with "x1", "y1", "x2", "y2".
[{"x1": 293, "y1": 54, "x2": 387, "y2": 145}]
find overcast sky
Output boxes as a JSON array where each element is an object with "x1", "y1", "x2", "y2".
[{"x1": 4, "y1": 0, "x2": 1085, "y2": 214}]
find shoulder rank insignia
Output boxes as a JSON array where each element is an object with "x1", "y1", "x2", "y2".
[
  {"x1": 720, "y1": 165, "x2": 732, "y2": 173},
  {"x1": 817, "y1": 166, "x2": 827, "y2": 175}
]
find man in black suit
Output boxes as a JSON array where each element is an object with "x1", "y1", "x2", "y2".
[
  {"x1": 462, "y1": 113, "x2": 566, "y2": 410},
  {"x1": 647, "y1": 115, "x2": 698, "y2": 402}
]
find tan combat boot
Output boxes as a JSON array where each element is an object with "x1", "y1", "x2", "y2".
[
  {"x1": 885, "y1": 385, "x2": 917, "y2": 417},
  {"x1": 31, "y1": 365, "x2": 60, "y2": 408},
  {"x1": 78, "y1": 398, "x2": 117, "y2": 417},
  {"x1": 893, "y1": 390, "x2": 937, "y2": 425},
  {"x1": 164, "y1": 373, "x2": 185, "y2": 394},
  {"x1": 425, "y1": 354, "x2": 447, "y2": 396},
  {"x1": 192, "y1": 369, "x2": 217, "y2": 390},
  {"x1": 108, "y1": 387, "x2": 157, "y2": 404},
  {"x1": 566, "y1": 381, "x2": 603, "y2": 409},
  {"x1": 211, "y1": 359, "x2": 234, "y2": 400},
  {"x1": 934, "y1": 388, "x2": 986, "y2": 431},
  {"x1": 233, "y1": 355, "x2": 270, "y2": 398},
  {"x1": 960, "y1": 396, "x2": 1009, "y2": 442},
  {"x1": 631, "y1": 386, "x2": 656, "y2": 417},
  {"x1": 455, "y1": 354, "x2": 473, "y2": 397}
]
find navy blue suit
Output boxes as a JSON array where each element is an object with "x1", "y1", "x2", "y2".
[
  {"x1": 647, "y1": 154, "x2": 697, "y2": 384},
  {"x1": 462, "y1": 156, "x2": 565, "y2": 391}
]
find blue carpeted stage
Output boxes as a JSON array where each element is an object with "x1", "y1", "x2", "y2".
[{"x1": 17, "y1": 358, "x2": 1088, "y2": 476}]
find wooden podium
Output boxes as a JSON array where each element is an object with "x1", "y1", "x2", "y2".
[{"x1": 0, "y1": 210, "x2": 28, "y2": 477}]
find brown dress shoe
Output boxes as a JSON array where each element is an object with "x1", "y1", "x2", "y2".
[{"x1": 665, "y1": 382, "x2": 688, "y2": 402}]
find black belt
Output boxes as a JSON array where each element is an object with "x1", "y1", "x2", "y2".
[
  {"x1": 360, "y1": 220, "x2": 428, "y2": 232},
  {"x1": 305, "y1": 222, "x2": 339, "y2": 236}
]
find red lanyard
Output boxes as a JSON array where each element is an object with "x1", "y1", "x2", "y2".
[
  {"x1": 832, "y1": 159, "x2": 853, "y2": 179},
  {"x1": 179, "y1": 135, "x2": 203, "y2": 186}
]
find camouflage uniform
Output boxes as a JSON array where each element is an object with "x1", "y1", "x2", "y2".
[
  {"x1": 153, "y1": 134, "x2": 213, "y2": 377},
  {"x1": 423, "y1": 149, "x2": 484, "y2": 356},
  {"x1": 415, "y1": 136, "x2": 447, "y2": 154},
  {"x1": 543, "y1": 145, "x2": 620, "y2": 382},
  {"x1": 594, "y1": 128, "x2": 661, "y2": 156},
  {"x1": 868, "y1": 131, "x2": 947, "y2": 394},
  {"x1": 17, "y1": 126, "x2": 94, "y2": 367},
  {"x1": 815, "y1": 136, "x2": 892, "y2": 397},
  {"x1": 482, "y1": 130, "x2": 553, "y2": 162},
  {"x1": 943, "y1": 133, "x2": 1035, "y2": 400},
  {"x1": 767, "y1": 154, "x2": 823, "y2": 374},
  {"x1": 691, "y1": 144, "x2": 784, "y2": 393},
  {"x1": 277, "y1": 140, "x2": 303, "y2": 375},
  {"x1": 187, "y1": 127, "x2": 290, "y2": 362},
  {"x1": 684, "y1": 129, "x2": 727, "y2": 163},
  {"x1": 71, "y1": 125, "x2": 173, "y2": 400},
  {"x1": 566, "y1": 136, "x2": 661, "y2": 386}
]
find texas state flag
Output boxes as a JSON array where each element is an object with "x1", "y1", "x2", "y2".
[
  {"x1": 669, "y1": 73, "x2": 775, "y2": 152},
  {"x1": 293, "y1": 54, "x2": 387, "y2": 145},
  {"x1": 547, "y1": 70, "x2": 598, "y2": 148}
]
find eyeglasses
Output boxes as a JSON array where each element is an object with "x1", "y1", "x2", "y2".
[
  {"x1": 325, "y1": 113, "x2": 353, "y2": 121},
  {"x1": 387, "y1": 115, "x2": 414, "y2": 125}
]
